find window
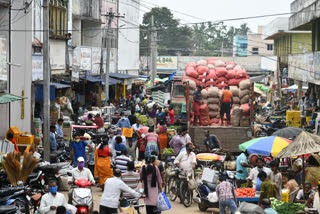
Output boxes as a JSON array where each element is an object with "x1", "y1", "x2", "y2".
[
  {"x1": 267, "y1": 44, "x2": 273, "y2": 51},
  {"x1": 240, "y1": 43, "x2": 248, "y2": 49},
  {"x1": 173, "y1": 84, "x2": 185, "y2": 97},
  {"x1": 252, "y1": 47, "x2": 259, "y2": 55},
  {"x1": 49, "y1": 0, "x2": 68, "y2": 39}
]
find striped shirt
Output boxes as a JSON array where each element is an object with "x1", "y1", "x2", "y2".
[
  {"x1": 121, "y1": 171, "x2": 140, "y2": 198},
  {"x1": 216, "y1": 181, "x2": 236, "y2": 202},
  {"x1": 144, "y1": 132, "x2": 159, "y2": 156},
  {"x1": 114, "y1": 155, "x2": 131, "y2": 173}
]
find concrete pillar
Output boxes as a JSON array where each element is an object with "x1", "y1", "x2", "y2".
[{"x1": 298, "y1": 81, "x2": 303, "y2": 100}]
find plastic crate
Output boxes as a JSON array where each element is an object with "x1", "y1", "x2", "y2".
[
  {"x1": 286, "y1": 111, "x2": 301, "y2": 118},
  {"x1": 8, "y1": 126, "x2": 21, "y2": 142},
  {"x1": 287, "y1": 121, "x2": 300, "y2": 128},
  {"x1": 18, "y1": 135, "x2": 34, "y2": 144}
]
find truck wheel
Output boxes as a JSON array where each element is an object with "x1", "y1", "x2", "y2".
[{"x1": 198, "y1": 203, "x2": 208, "y2": 211}]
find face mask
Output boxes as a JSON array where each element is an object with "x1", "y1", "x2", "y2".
[
  {"x1": 188, "y1": 148, "x2": 193, "y2": 152},
  {"x1": 78, "y1": 162, "x2": 85, "y2": 169},
  {"x1": 75, "y1": 139, "x2": 80, "y2": 143},
  {"x1": 49, "y1": 186, "x2": 58, "y2": 194}
]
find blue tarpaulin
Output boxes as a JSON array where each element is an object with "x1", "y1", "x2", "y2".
[
  {"x1": 109, "y1": 73, "x2": 138, "y2": 79},
  {"x1": 80, "y1": 75, "x2": 122, "y2": 85}
]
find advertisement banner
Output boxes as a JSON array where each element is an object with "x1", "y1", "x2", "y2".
[
  {"x1": 157, "y1": 56, "x2": 178, "y2": 70},
  {"x1": 32, "y1": 55, "x2": 43, "y2": 81},
  {"x1": 91, "y1": 47, "x2": 101, "y2": 75},
  {"x1": 80, "y1": 47, "x2": 91, "y2": 71},
  {"x1": 0, "y1": 38, "x2": 7, "y2": 81}
]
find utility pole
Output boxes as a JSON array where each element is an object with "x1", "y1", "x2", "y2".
[
  {"x1": 277, "y1": 56, "x2": 282, "y2": 104},
  {"x1": 150, "y1": 16, "x2": 157, "y2": 86},
  {"x1": 100, "y1": 28, "x2": 106, "y2": 76},
  {"x1": 43, "y1": 0, "x2": 50, "y2": 161},
  {"x1": 102, "y1": 10, "x2": 124, "y2": 100}
]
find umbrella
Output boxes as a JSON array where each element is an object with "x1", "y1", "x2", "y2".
[
  {"x1": 277, "y1": 131, "x2": 320, "y2": 158},
  {"x1": 239, "y1": 136, "x2": 291, "y2": 157},
  {"x1": 272, "y1": 127, "x2": 303, "y2": 139}
]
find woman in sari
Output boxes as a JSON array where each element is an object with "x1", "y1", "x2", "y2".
[
  {"x1": 157, "y1": 121, "x2": 168, "y2": 158},
  {"x1": 305, "y1": 154, "x2": 320, "y2": 187},
  {"x1": 94, "y1": 138, "x2": 113, "y2": 189}
]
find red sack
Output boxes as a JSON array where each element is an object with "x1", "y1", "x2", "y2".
[
  {"x1": 213, "y1": 60, "x2": 226, "y2": 67},
  {"x1": 240, "y1": 104, "x2": 250, "y2": 115},
  {"x1": 185, "y1": 66, "x2": 198, "y2": 79},
  {"x1": 200, "y1": 104, "x2": 209, "y2": 115},
  {"x1": 207, "y1": 69, "x2": 218, "y2": 80},
  {"x1": 197, "y1": 66, "x2": 209, "y2": 75},
  {"x1": 228, "y1": 78, "x2": 240, "y2": 86},
  {"x1": 186, "y1": 62, "x2": 197, "y2": 69},
  {"x1": 215, "y1": 67, "x2": 227, "y2": 77},
  {"x1": 225, "y1": 70, "x2": 236, "y2": 79},
  {"x1": 236, "y1": 69, "x2": 247, "y2": 79},
  {"x1": 206, "y1": 81, "x2": 216, "y2": 87},
  {"x1": 207, "y1": 58, "x2": 218, "y2": 65},
  {"x1": 184, "y1": 76, "x2": 206, "y2": 88},
  {"x1": 217, "y1": 83, "x2": 228, "y2": 89},
  {"x1": 225, "y1": 61, "x2": 236, "y2": 65},
  {"x1": 217, "y1": 77, "x2": 227, "y2": 84},
  {"x1": 198, "y1": 75, "x2": 207, "y2": 84}
]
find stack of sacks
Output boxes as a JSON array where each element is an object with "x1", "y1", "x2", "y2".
[
  {"x1": 228, "y1": 65, "x2": 249, "y2": 86},
  {"x1": 206, "y1": 68, "x2": 217, "y2": 87},
  {"x1": 230, "y1": 86, "x2": 240, "y2": 108},
  {"x1": 207, "y1": 87, "x2": 220, "y2": 120},
  {"x1": 231, "y1": 106, "x2": 242, "y2": 127},
  {"x1": 239, "y1": 79, "x2": 251, "y2": 105},
  {"x1": 184, "y1": 79, "x2": 196, "y2": 104},
  {"x1": 201, "y1": 89, "x2": 208, "y2": 105},
  {"x1": 183, "y1": 62, "x2": 206, "y2": 87},
  {"x1": 213, "y1": 60, "x2": 228, "y2": 89},
  {"x1": 197, "y1": 66, "x2": 209, "y2": 87},
  {"x1": 199, "y1": 103, "x2": 210, "y2": 126}
]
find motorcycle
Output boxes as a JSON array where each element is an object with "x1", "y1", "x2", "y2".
[
  {"x1": 119, "y1": 189, "x2": 145, "y2": 214},
  {"x1": 0, "y1": 204, "x2": 22, "y2": 214},
  {"x1": 0, "y1": 185, "x2": 30, "y2": 214},
  {"x1": 38, "y1": 162, "x2": 72, "y2": 188}
]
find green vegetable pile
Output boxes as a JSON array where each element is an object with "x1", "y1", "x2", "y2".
[
  {"x1": 270, "y1": 198, "x2": 306, "y2": 214},
  {"x1": 168, "y1": 125, "x2": 181, "y2": 132},
  {"x1": 163, "y1": 148, "x2": 174, "y2": 154},
  {"x1": 135, "y1": 113, "x2": 148, "y2": 126}
]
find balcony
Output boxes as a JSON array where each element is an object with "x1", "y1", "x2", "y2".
[{"x1": 289, "y1": 0, "x2": 320, "y2": 30}]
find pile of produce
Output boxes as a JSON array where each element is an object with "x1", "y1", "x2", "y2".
[
  {"x1": 235, "y1": 188, "x2": 256, "y2": 198},
  {"x1": 163, "y1": 148, "x2": 174, "y2": 154},
  {"x1": 134, "y1": 113, "x2": 148, "y2": 126},
  {"x1": 196, "y1": 153, "x2": 221, "y2": 161},
  {"x1": 183, "y1": 58, "x2": 251, "y2": 126},
  {"x1": 270, "y1": 198, "x2": 306, "y2": 214}
]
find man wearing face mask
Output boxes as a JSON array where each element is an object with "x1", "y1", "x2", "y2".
[
  {"x1": 174, "y1": 142, "x2": 197, "y2": 176},
  {"x1": 70, "y1": 134, "x2": 93, "y2": 167},
  {"x1": 246, "y1": 158, "x2": 271, "y2": 189},
  {"x1": 40, "y1": 180, "x2": 67, "y2": 214},
  {"x1": 116, "y1": 112, "x2": 131, "y2": 128}
]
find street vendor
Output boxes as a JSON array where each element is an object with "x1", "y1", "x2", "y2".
[
  {"x1": 203, "y1": 130, "x2": 221, "y2": 152},
  {"x1": 307, "y1": 181, "x2": 320, "y2": 212},
  {"x1": 305, "y1": 154, "x2": 320, "y2": 187},
  {"x1": 295, "y1": 183, "x2": 314, "y2": 204},
  {"x1": 246, "y1": 158, "x2": 271, "y2": 189},
  {"x1": 235, "y1": 151, "x2": 252, "y2": 188}
]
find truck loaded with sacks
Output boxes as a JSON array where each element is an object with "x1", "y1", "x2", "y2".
[{"x1": 183, "y1": 58, "x2": 253, "y2": 152}]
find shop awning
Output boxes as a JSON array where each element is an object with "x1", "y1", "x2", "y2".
[
  {"x1": 51, "y1": 82, "x2": 71, "y2": 89},
  {"x1": 0, "y1": 93, "x2": 25, "y2": 104},
  {"x1": 109, "y1": 73, "x2": 138, "y2": 79},
  {"x1": 80, "y1": 75, "x2": 122, "y2": 85}
]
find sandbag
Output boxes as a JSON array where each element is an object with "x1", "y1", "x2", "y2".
[
  {"x1": 233, "y1": 97, "x2": 240, "y2": 104},
  {"x1": 239, "y1": 89, "x2": 250, "y2": 99},
  {"x1": 240, "y1": 104, "x2": 250, "y2": 115},
  {"x1": 225, "y1": 70, "x2": 236, "y2": 79},
  {"x1": 208, "y1": 97, "x2": 220, "y2": 104},
  {"x1": 197, "y1": 60, "x2": 207, "y2": 66},
  {"x1": 229, "y1": 86, "x2": 239, "y2": 96},
  {"x1": 185, "y1": 66, "x2": 198, "y2": 79},
  {"x1": 206, "y1": 81, "x2": 216, "y2": 87},
  {"x1": 183, "y1": 79, "x2": 196, "y2": 90},
  {"x1": 217, "y1": 83, "x2": 228, "y2": 89},
  {"x1": 207, "y1": 87, "x2": 219, "y2": 97},
  {"x1": 209, "y1": 111, "x2": 219, "y2": 118},
  {"x1": 217, "y1": 77, "x2": 227, "y2": 84},
  {"x1": 208, "y1": 104, "x2": 219, "y2": 111},
  {"x1": 208, "y1": 64, "x2": 215, "y2": 69},
  {"x1": 236, "y1": 69, "x2": 247, "y2": 79},
  {"x1": 213, "y1": 59, "x2": 225, "y2": 67},
  {"x1": 201, "y1": 89, "x2": 208, "y2": 98},
  {"x1": 240, "y1": 95, "x2": 250, "y2": 105},
  {"x1": 239, "y1": 79, "x2": 251, "y2": 90},
  {"x1": 207, "y1": 69, "x2": 218, "y2": 80},
  {"x1": 187, "y1": 62, "x2": 197, "y2": 69},
  {"x1": 215, "y1": 67, "x2": 227, "y2": 77},
  {"x1": 197, "y1": 66, "x2": 209, "y2": 75}
]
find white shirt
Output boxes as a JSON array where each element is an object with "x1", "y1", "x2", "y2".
[
  {"x1": 174, "y1": 151, "x2": 197, "y2": 174},
  {"x1": 100, "y1": 177, "x2": 141, "y2": 208},
  {"x1": 132, "y1": 123, "x2": 142, "y2": 131},
  {"x1": 181, "y1": 134, "x2": 192, "y2": 143},
  {"x1": 69, "y1": 167, "x2": 95, "y2": 184},
  {"x1": 247, "y1": 166, "x2": 271, "y2": 188},
  {"x1": 39, "y1": 192, "x2": 67, "y2": 214}
]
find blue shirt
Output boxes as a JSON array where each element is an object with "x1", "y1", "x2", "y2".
[
  {"x1": 236, "y1": 153, "x2": 249, "y2": 180},
  {"x1": 71, "y1": 140, "x2": 88, "y2": 161},
  {"x1": 55, "y1": 124, "x2": 63, "y2": 138},
  {"x1": 116, "y1": 118, "x2": 131, "y2": 128},
  {"x1": 50, "y1": 132, "x2": 57, "y2": 151}
]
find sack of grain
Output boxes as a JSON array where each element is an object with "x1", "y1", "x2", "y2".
[
  {"x1": 217, "y1": 83, "x2": 228, "y2": 89},
  {"x1": 233, "y1": 97, "x2": 240, "y2": 104},
  {"x1": 209, "y1": 111, "x2": 219, "y2": 118},
  {"x1": 240, "y1": 104, "x2": 250, "y2": 115},
  {"x1": 207, "y1": 58, "x2": 218, "y2": 65},
  {"x1": 240, "y1": 95, "x2": 250, "y2": 104},
  {"x1": 208, "y1": 64, "x2": 215, "y2": 69},
  {"x1": 234, "y1": 65, "x2": 242, "y2": 71},
  {"x1": 187, "y1": 62, "x2": 197, "y2": 69},
  {"x1": 207, "y1": 69, "x2": 218, "y2": 80},
  {"x1": 235, "y1": 69, "x2": 247, "y2": 79},
  {"x1": 206, "y1": 81, "x2": 216, "y2": 87},
  {"x1": 202, "y1": 99, "x2": 208, "y2": 105},
  {"x1": 207, "y1": 87, "x2": 219, "y2": 97},
  {"x1": 230, "y1": 86, "x2": 239, "y2": 96},
  {"x1": 231, "y1": 107, "x2": 242, "y2": 127},
  {"x1": 226, "y1": 64, "x2": 235, "y2": 70},
  {"x1": 185, "y1": 66, "x2": 198, "y2": 79},
  {"x1": 197, "y1": 60, "x2": 207, "y2": 66},
  {"x1": 208, "y1": 97, "x2": 220, "y2": 104},
  {"x1": 215, "y1": 67, "x2": 227, "y2": 77},
  {"x1": 213, "y1": 59, "x2": 225, "y2": 67},
  {"x1": 183, "y1": 79, "x2": 196, "y2": 90},
  {"x1": 201, "y1": 89, "x2": 208, "y2": 98},
  {"x1": 184, "y1": 76, "x2": 206, "y2": 88},
  {"x1": 208, "y1": 104, "x2": 219, "y2": 111},
  {"x1": 228, "y1": 78, "x2": 240, "y2": 86},
  {"x1": 198, "y1": 75, "x2": 207, "y2": 81},
  {"x1": 233, "y1": 104, "x2": 240, "y2": 108},
  {"x1": 197, "y1": 66, "x2": 209, "y2": 75},
  {"x1": 200, "y1": 104, "x2": 209, "y2": 115},
  {"x1": 239, "y1": 79, "x2": 251, "y2": 90},
  {"x1": 239, "y1": 89, "x2": 250, "y2": 98},
  {"x1": 217, "y1": 77, "x2": 228, "y2": 84},
  {"x1": 225, "y1": 70, "x2": 236, "y2": 79}
]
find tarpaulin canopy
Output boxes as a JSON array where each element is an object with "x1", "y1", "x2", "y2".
[
  {"x1": 50, "y1": 82, "x2": 71, "y2": 89},
  {"x1": 80, "y1": 75, "x2": 122, "y2": 85},
  {"x1": 0, "y1": 93, "x2": 25, "y2": 104},
  {"x1": 109, "y1": 73, "x2": 138, "y2": 79},
  {"x1": 254, "y1": 83, "x2": 269, "y2": 92}
]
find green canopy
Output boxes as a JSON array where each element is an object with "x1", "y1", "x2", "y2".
[
  {"x1": 254, "y1": 83, "x2": 269, "y2": 92},
  {"x1": 0, "y1": 93, "x2": 24, "y2": 104}
]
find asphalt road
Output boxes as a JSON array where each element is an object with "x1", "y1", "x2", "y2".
[{"x1": 62, "y1": 186, "x2": 220, "y2": 214}]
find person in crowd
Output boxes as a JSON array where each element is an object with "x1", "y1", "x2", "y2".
[
  {"x1": 114, "y1": 136, "x2": 128, "y2": 157},
  {"x1": 140, "y1": 156, "x2": 163, "y2": 214},
  {"x1": 114, "y1": 149, "x2": 131, "y2": 173},
  {"x1": 203, "y1": 130, "x2": 221, "y2": 152},
  {"x1": 220, "y1": 86, "x2": 233, "y2": 126},
  {"x1": 143, "y1": 126, "x2": 160, "y2": 157},
  {"x1": 6, "y1": 133, "x2": 19, "y2": 152},
  {"x1": 164, "y1": 100, "x2": 171, "y2": 109},
  {"x1": 121, "y1": 161, "x2": 141, "y2": 205},
  {"x1": 284, "y1": 171, "x2": 299, "y2": 202},
  {"x1": 56, "y1": 206, "x2": 66, "y2": 214},
  {"x1": 135, "y1": 101, "x2": 141, "y2": 113},
  {"x1": 169, "y1": 129, "x2": 186, "y2": 156},
  {"x1": 132, "y1": 118, "x2": 142, "y2": 131},
  {"x1": 295, "y1": 183, "x2": 314, "y2": 204},
  {"x1": 298, "y1": 96, "x2": 306, "y2": 127},
  {"x1": 180, "y1": 126, "x2": 192, "y2": 144},
  {"x1": 85, "y1": 114, "x2": 94, "y2": 126},
  {"x1": 84, "y1": 133, "x2": 95, "y2": 171},
  {"x1": 55, "y1": 118, "x2": 64, "y2": 147},
  {"x1": 307, "y1": 182, "x2": 320, "y2": 211},
  {"x1": 116, "y1": 112, "x2": 131, "y2": 128},
  {"x1": 70, "y1": 134, "x2": 93, "y2": 167},
  {"x1": 305, "y1": 154, "x2": 320, "y2": 187},
  {"x1": 261, "y1": 198, "x2": 278, "y2": 214},
  {"x1": 167, "y1": 105, "x2": 175, "y2": 126},
  {"x1": 94, "y1": 138, "x2": 113, "y2": 189},
  {"x1": 137, "y1": 131, "x2": 146, "y2": 161},
  {"x1": 157, "y1": 107, "x2": 166, "y2": 124},
  {"x1": 126, "y1": 132, "x2": 138, "y2": 161},
  {"x1": 50, "y1": 125, "x2": 57, "y2": 152},
  {"x1": 100, "y1": 168, "x2": 141, "y2": 214},
  {"x1": 148, "y1": 103, "x2": 158, "y2": 128},
  {"x1": 216, "y1": 175, "x2": 237, "y2": 214},
  {"x1": 258, "y1": 171, "x2": 276, "y2": 206},
  {"x1": 94, "y1": 114, "x2": 105, "y2": 133},
  {"x1": 292, "y1": 158, "x2": 303, "y2": 185},
  {"x1": 235, "y1": 151, "x2": 252, "y2": 188},
  {"x1": 128, "y1": 109, "x2": 137, "y2": 126},
  {"x1": 270, "y1": 160, "x2": 282, "y2": 200},
  {"x1": 174, "y1": 143, "x2": 197, "y2": 176},
  {"x1": 246, "y1": 158, "x2": 271, "y2": 189},
  {"x1": 157, "y1": 121, "x2": 168, "y2": 157},
  {"x1": 119, "y1": 94, "x2": 125, "y2": 106},
  {"x1": 193, "y1": 86, "x2": 202, "y2": 126},
  {"x1": 40, "y1": 180, "x2": 67, "y2": 214},
  {"x1": 151, "y1": 151, "x2": 165, "y2": 186}
]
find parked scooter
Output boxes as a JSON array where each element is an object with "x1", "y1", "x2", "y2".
[{"x1": 0, "y1": 185, "x2": 30, "y2": 214}]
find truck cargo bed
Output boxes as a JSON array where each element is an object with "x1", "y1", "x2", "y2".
[{"x1": 189, "y1": 126, "x2": 252, "y2": 153}]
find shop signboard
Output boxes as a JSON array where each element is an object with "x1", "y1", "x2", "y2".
[
  {"x1": 91, "y1": 47, "x2": 101, "y2": 75},
  {"x1": 0, "y1": 38, "x2": 7, "y2": 81},
  {"x1": 32, "y1": 55, "x2": 43, "y2": 81},
  {"x1": 80, "y1": 47, "x2": 91, "y2": 71},
  {"x1": 157, "y1": 56, "x2": 178, "y2": 70}
]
